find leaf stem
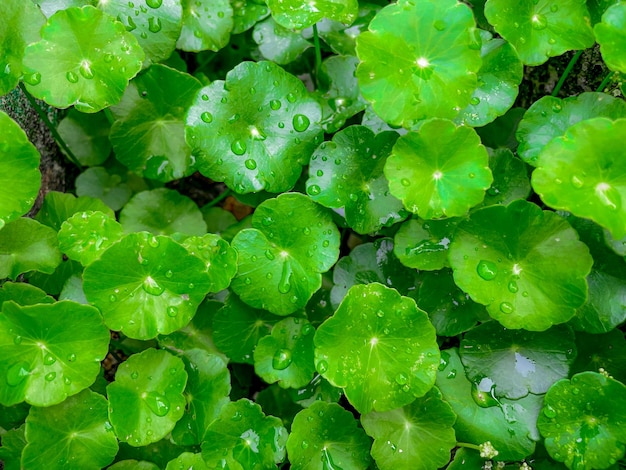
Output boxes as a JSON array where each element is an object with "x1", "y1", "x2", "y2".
[
  {"x1": 19, "y1": 83, "x2": 83, "y2": 170},
  {"x1": 205, "y1": 188, "x2": 232, "y2": 208},
  {"x1": 456, "y1": 442, "x2": 482, "y2": 452},
  {"x1": 596, "y1": 71, "x2": 615, "y2": 92},
  {"x1": 551, "y1": 50, "x2": 584, "y2": 97},
  {"x1": 312, "y1": 23, "x2": 323, "y2": 89}
]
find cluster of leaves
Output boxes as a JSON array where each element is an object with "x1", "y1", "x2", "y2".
[{"x1": 2, "y1": 0, "x2": 626, "y2": 469}]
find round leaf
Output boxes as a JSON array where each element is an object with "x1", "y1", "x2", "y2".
[
  {"x1": 22, "y1": 390, "x2": 118, "y2": 470},
  {"x1": 267, "y1": 0, "x2": 358, "y2": 30},
  {"x1": 385, "y1": 119, "x2": 492, "y2": 219},
  {"x1": 166, "y1": 453, "x2": 209, "y2": 470},
  {"x1": 481, "y1": 148, "x2": 531, "y2": 206},
  {"x1": 110, "y1": 64, "x2": 202, "y2": 182},
  {"x1": 0, "y1": 281, "x2": 54, "y2": 308},
  {"x1": 516, "y1": 92, "x2": 626, "y2": 166},
  {"x1": 57, "y1": 109, "x2": 112, "y2": 167},
  {"x1": 361, "y1": 387, "x2": 457, "y2": 470},
  {"x1": 594, "y1": 2, "x2": 626, "y2": 73},
  {"x1": 254, "y1": 317, "x2": 316, "y2": 389},
  {"x1": 99, "y1": 0, "x2": 183, "y2": 66},
  {"x1": 0, "y1": 112, "x2": 41, "y2": 230},
  {"x1": 119, "y1": 188, "x2": 207, "y2": 237},
  {"x1": 35, "y1": 191, "x2": 115, "y2": 231},
  {"x1": 231, "y1": 0, "x2": 270, "y2": 34},
  {"x1": 0, "y1": 300, "x2": 109, "y2": 407},
  {"x1": 460, "y1": 322, "x2": 576, "y2": 399},
  {"x1": 181, "y1": 233, "x2": 237, "y2": 292},
  {"x1": 572, "y1": 269, "x2": 626, "y2": 333},
  {"x1": 306, "y1": 125, "x2": 407, "y2": 234},
  {"x1": 107, "y1": 348, "x2": 187, "y2": 445},
  {"x1": 231, "y1": 193, "x2": 340, "y2": 316},
  {"x1": 83, "y1": 232, "x2": 212, "y2": 339},
  {"x1": 355, "y1": 0, "x2": 481, "y2": 127},
  {"x1": 201, "y1": 399, "x2": 288, "y2": 468},
  {"x1": 75, "y1": 167, "x2": 133, "y2": 211},
  {"x1": 315, "y1": 5, "x2": 379, "y2": 56},
  {"x1": 484, "y1": 0, "x2": 595, "y2": 66},
  {"x1": 22, "y1": 6, "x2": 145, "y2": 112},
  {"x1": 253, "y1": 17, "x2": 312, "y2": 65},
  {"x1": 531, "y1": 118, "x2": 626, "y2": 239},
  {"x1": 176, "y1": 0, "x2": 233, "y2": 52},
  {"x1": 314, "y1": 282, "x2": 439, "y2": 413},
  {"x1": 186, "y1": 61, "x2": 323, "y2": 194},
  {"x1": 286, "y1": 401, "x2": 372, "y2": 470},
  {"x1": 538, "y1": 372, "x2": 626, "y2": 469},
  {"x1": 393, "y1": 217, "x2": 459, "y2": 271},
  {"x1": 448, "y1": 200, "x2": 593, "y2": 331}
]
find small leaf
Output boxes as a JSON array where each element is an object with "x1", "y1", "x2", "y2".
[
  {"x1": 75, "y1": 167, "x2": 133, "y2": 211},
  {"x1": 0, "y1": 282, "x2": 54, "y2": 308},
  {"x1": 0, "y1": 300, "x2": 109, "y2": 407},
  {"x1": 286, "y1": 401, "x2": 372, "y2": 470},
  {"x1": 22, "y1": 6, "x2": 144, "y2": 112},
  {"x1": 594, "y1": 2, "x2": 626, "y2": 73},
  {"x1": 201, "y1": 399, "x2": 288, "y2": 468},
  {"x1": 165, "y1": 453, "x2": 209, "y2": 470},
  {"x1": 287, "y1": 373, "x2": 343, "y2": 408},
  {"x1": 361, "y1": 387, "x2": 456, "y2": 470},
  {"x1": 571, "y1": 269, "x2": 626, "y2": 333},
  {"x1": 315, "y1": 4, "x2": 379, "y2": 56},
  {"x1": 35, "y1": 191, "x2": 115, "y2": 231},
  {"x1": 22, "y1": 390, "x2": 118, "y2": 470},
  {"x1": 0, "y1": 424, "x2": 26, "y2": 470},
  {"x1": 268, "y1": 0, "x2": 358, "y2": 30},
  {"x1": 484, "y1": 0, "x2": 595, "y2": 66},
  {"x1": 0, "y1": 111, "x2": 41, "y2": 230},
  {"x1": 107, "y1": 348, "x2": 188, "y2": 446},
  {"x1": 231, "y1": 0, "x2": 270, "y2": 34},
  {"x1": 176, "y1": 0, "x2": 233, "y2": 52},
  {"x1": 181, "y1": 233, "x2": 238, "y2": 292},
  {"x1": 481, "y1": 148, "x2": 531, "y2": 206},
  {"x1": 57, "y1": 109, "x2": 111, "y2": 167},
  {"x1": 315, "y1": 283, "x2": 439, "y2": 413},
  {"x1": 448, "y1": 200, "x2": 593, "y2": 331},
  {"x1": 253, "y1": 17, "x2": 312, "y2": 65},
  {"x1": 571, "y1": 330, "x2": 626, "y2": 384},
  {"x1": 393, "y1": 217, "x2": 459, "y2": 271},
  {"x1": 538, "y1": 372, "x2": 626, "y2": 469},
  {"x1": 385, "y1": 119, "x2": 492, "y2": 219}
]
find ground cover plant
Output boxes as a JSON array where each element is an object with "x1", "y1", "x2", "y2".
[{"x1": 1, "y1": 0, "x2": 626, "y2": 468}]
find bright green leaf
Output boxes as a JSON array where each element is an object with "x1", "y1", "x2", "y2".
[
  {"x1": 35, "y1": 191, "x2": 114, "y2": 231},
  {"x1": 268, "y1": 0, "x2": 358, "y2": 30},
  {"x1": 177, "y1": 0, "x2": 233, "y2": 52},
  {"x1": 594, "y1": 2, "x2": 626, "y2": 73},
  {"x1": 0, "y1": 282, "x2": 54, "y2": 308},
  {"x1": 231, "y1": 0, "x2": 270, "y2": 34},
  {"x1": 0, "y1": 424, "x2": 26, "y2": 470},
  {"x1": 57, "y1": 109, "x2": 111, "y2": 167},
  {"x1": 393, "y1": 217, "x2": 459, "y2": 271},
  {"x1": 181, "y1": 233, "x2": 237, "y2": 292},
  {"x1": 166, "y1": 453, "x2": 209, "y2": 470},
  {"x1": 587, "y1": 0, "x2": 621, "y2": 24},
  {"x1": 315, "y1": 4, "x2": 379, "y2": 56}
]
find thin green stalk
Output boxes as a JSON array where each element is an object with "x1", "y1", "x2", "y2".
[
  {"x1": 205, "y1": 188, "x2": 232, "y2": 208},
  {"x1": 103, "y1": 108, "x2": 115, "y2": 125},
  {"x1": 19, "y1": 83, "x2": 83, "y2": 170},
  {"x1": 312, "y1": 23, "x2": 323, "y2": 89},
  {"x1": 455, "y1": 442, "x2": 482, "y2": 452},
  {"x1": 596, "y1": 71, "x2": 615, "y2": 92},
  {"x1": 551, "y1": 50, "x2": 584, "y2": 97}
]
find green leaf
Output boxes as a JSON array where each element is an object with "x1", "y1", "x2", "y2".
[
  {"x1": 393, "y1": 217, "x2": 459, "y2": 271},
  {"x1": 255, "y1": 384, "x2": 303, "y2": 431},
  {"x1": 315, "y1": 282, "x2": 439, "y2": 413},
  {"x1": 98, "y1": 0, "x2": 183, "y2": 66},
  {"x1": 306, "y1": 126, "x2": 407, "y2": 234},
  {"x1": 22, "y1": 390, "x2": 118, "y2": 470},
  {"x1": 0, "y1": 424, "x2": 26, "y2": 470},
  {"x1": 108, "y1": 461, "x2": 160, "y2": 470},
  {"x1": 482, "y1": 148, "x2": 531, "y2": 206},
  {"x1": 119, "y1": 188, "x2": 207, "y2": 236},
  {"x1": 448, "y1": 200, "x2": 593, "y2": 331},
  {"x1": 201, "y1": 399, "x2": 288, "y2": 469},
  {"x1": 0, "y1": 282, "x2": 54, "y2": 308},
  {"x1": 594, "y1": 2, "x2": 626, "y2": 73},
  {"x1": 287, "y1": 373, "x2": 343, "y2": 408},
  {"x1": 212, "y1": 293, "x2": 280, "y2": 363},
  {"x1": 538, "y1": 372, "x2": 626, "y2": 469},
  {"x1": 22, "y1": 5, "x2": 144, "y2": 112},
  {"x1": 253, "y1": 17, "x2": 312, "y2": 65},
  {"x1": 107, "y1": 348, "x2": 187, "y2": 446},
  {"x1": 201, "y1": 206, "x2": 237, "y2": 235},
  {"x1": 532, "y1": 118, "x2": 626, "y2": 239},
  {"x1": 315, "y1": 4, "x2": 379, "y2": 56},
  {"x1": 83, "y1": 232, "x2": 212, "y2": 339},
  {"x1": 110, "y1": 64, "x2": 202, "y2": 182},
  {"x1": 0, "y1": 2, "x2": 45, "y2": 96},
  {"x1": 231, "y1": 193, "x2": 340, "y2": 316},
  {"x1": 0, "y1": 218, "x2": 62, "y2": 280},
  {"x1": 436, "y1": 348, "x2": 541, "y2": 461},
  {"x1": 166, "y1": 453, "x2": 209, "y2": 470},
  {"x1": 385, "y1": 119, "x2": 492, "y2": 219},
  {"x1": 361, "y1": 387, "x2": 456, "y2": 470},
  {"x1": 58, "y1": 210, "x2": 124, "y2": 266},
  {"x1": 181, "y1": 233, "x2": 237, "y2": 292},
  {"x1": 254, "y1": 317, "x2": 316, "y2": 389},
  {"x1": 26, "y1": 259, "x2": 83, "y2": 297},
  {"x1": 0, "y1": 300, "x2": 109, "y2": 407},
  {"x1": 171, "y1": 349, "x2": 230, "y2": 445},
  {"x1": 231, "y1": 0, "x2": 270, "y2": 34},
  {"x1": 356, "y1": 0, "x2": 481, "y2": 127},
  {"x1": 460, "y1": 322, "x2": 576, "y2": 399},
  {"x1": 75, "y1": 167, "x2": 133, "y2": 211},
  {"x1": 57, "y1": 109, "x2": 111, "y2": 167},
  {"x1": 35, "y1": 191, "x2": 115, "y2": 231},
  {"x1": 0, "y1": 112, "x2": 41, "y2": 230},
  {"x1": 516, "y1": 92, "x2": 626, "y2": 167},
  {"x1": 571, "y1": 330, "x2": 626, "y2": 384},
  {"x1": 455, "y1": 29, "x2": 524, "y2": 127},
  {"x1": 587, "y1": 0, "x2": 621, "y2": 24},
  {"x1": 186, "y1": 61, "x2": 323, "y2": 194},
  {"x1": 484, "y1": 0, "x2": 595, "y2": 66},
  {"x1": 267, "y1": 0, "x2": 358, "y2": 30},
  {"x1": 330, "y1": 238, "x2": 418, "y2": 309},
  {"x1": 176, "y1": 0, "x2": 233, "y2": 52},
  {"x1": 286, "y1": 401, "x2": 372, "y2": 470},
  {"x1": 571, "y1": 269, "x2": 626, "y2": 333}
]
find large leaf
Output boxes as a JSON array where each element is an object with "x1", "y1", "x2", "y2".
[
  {"x1": 22, "y1": 6, "x2": 144, "y2": 112},
  {"x1": 314, "y1": 283, "x2": 439, "y2": 414},
  {"x1": 231, "y1": 193, "x2": 340, "y2": 316},
  {"x1": 0, "y1": 300, "x2": 109, "y2": 407},
  {"x1": 594, "y1": 2, "x2": 626, "y2": 73},
  {"x1": 267, "y1": 0, "x2": 358, "y2": 30},
  {"x1": 186, "y1": 60, "x2": 323, "y2": 193},
  {"x1": 385, "y1": 119, "x2": 492, "y2": 219},
  {"x1": 355, "y1": 0, "x2": 482, "y2": 127},
  {"x1": 448, "y1": 200, "x2": 593, "y2": 331}
]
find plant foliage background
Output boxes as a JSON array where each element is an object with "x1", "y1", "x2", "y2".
[{"x1": 1, "y1": 0, "x2": 626, "y2": 469}]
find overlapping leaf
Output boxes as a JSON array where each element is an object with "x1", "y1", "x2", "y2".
[
  {"x1": 594, "y1": 2, "x2": 626, "y2": 73},
  {"x1": 267, "y1": 0, "x2": 358, "y2": 30}
]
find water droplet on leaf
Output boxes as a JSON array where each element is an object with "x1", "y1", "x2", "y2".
[
  {"x1": 201, "y1": 111, "x2": 213, "y2": 123},
  {"x1": 272, "y1": 349, "x2": 292, "y2": 370},
  {"x1": 292, "y1": 114, "x2": 310, "y2": 132},
  {"x1": 144, "y1": 391, "x2": 170, "y2": 416},
  {"x1": 476, "y1": 260, "x2": 498, "y2": 280},
  {"x1": 66, "y1": 71, "x2": 79, "y2": 83},
  {"x1": 142, "y1": 276, "x2": 165, "y2": 296},
  {"x1": 231, "y1": 140, "x2": 247, "y2": 155},
  {"x1": 6, "y1": 362, "x2": 30, "y2": 386}
]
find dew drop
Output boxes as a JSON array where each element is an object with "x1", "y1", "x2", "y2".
[
  {"x1": 500, "y1": 302, "x2": 514, "y2": 314},
  {"x1": 508, "y1": 280, "x2": 519, "y2": 293},
  {"x1": 400, "y1": 178, "x2": 411, "y2": 187},
  {"x1": 302, "y1": 323, "x2": 313, "y2": 335},
  {"x1": 142, "y1": 276, "x2": 165, "y2": 296},
  {"x1": 6, "y1": 362, "x2": 30, "y2": 386},
  {"x1": 292, "y1": 114, "x2": 310, "y2": 132},
  {"x1": 307, "y1": 184, "x2": 321, "y2": 196},
  {"x1": 44, "y1": 354, "x2": 56, "y2": 365},
  {"x1": 264, "y1": 250, "x2": 275, "y2": 260},
  {"x1": 167, "y1": 306, "x2": 178, "y2": 317},
  {"x1": 531, "y1": 13, "x2": 548, "y2": 30},
  {"x1": 433, "y1": 19, "x2": 446, "y2": 31},
  {"x1": 470, "y1": 96, "x2": 480, "y2": 105},
  {"x1": 165, "y1": 270, "x2": 173, "y2": 278},
  {"x1": 543, "y1": 405, "x2": 557, "y2": 419},
  {"x1": 270, "y1": 99, "x2": 281, "y2": 110},
  {"x1": 550, "y1": 4, "x2": 558, "y2": 12},
  {"x1": 395, "y1": 373, "x2": 408, "y2": 385},
  {"x1": 231, "y1": 139, "x2": 247, "y2": 155},
  {"x1": 109, "y1": 294, "x2": 117, "y2": 302},
  {"x1": 476, "y1": 260, "x2": 498, "y2": 280},
  {"x1": 66, "y1": 71, "x2": 79, "y2": 83},
  {"x1": 552, "y1": 103, "x2": 562, "y2": 113},
  {"x1": 64, "y1": 376, "x2": 72, "y2": 385},
  {"x1": 13, "y1": 336, "x2": 22, "y2": 345},
  {"x1": 272, "y1": 349, "x2": 293, "y2": 370},
  {"x1": 244, "y1": 277, "x2": 252, "y2": 285},
  {"x1": 131, "y1": 371, "x2": 139, "y2": 379},
  {"x1": 45, "y1": 371, "x2": 57, "y2": 382},
  {"x1": 144, "y1": 391, "x2": 170, "y2": 416},
  {"x1": 316, "y1": 359, "x2": 329, "y2": 374},
  {"x1": 286, "y1": 92, "x2": 297, "y2": 103},
  {"x1": 278, "y1": 264, "x2": 292, "y2": 294},
  {"x1": 24, "y1": 72, "x2": 41, "y2": 86},
  {"x1": 67, "y1": 353, "x2": 76, "y2": 362},
  {"x1": 201, "y1": 111, "x2": 213, "y2": 123},
  {"x1": 146, "y1": 0, "x2": 162, "y2": 7},
  {"x1": 79, "y1": 62, "x2": 94, "y2": 79},
  {"x1": 301, "y1": 440, "x2": 309, "y2": 449},
  {"x1": 244, "y1": 159, "x2": 257, "y2": 170}
]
